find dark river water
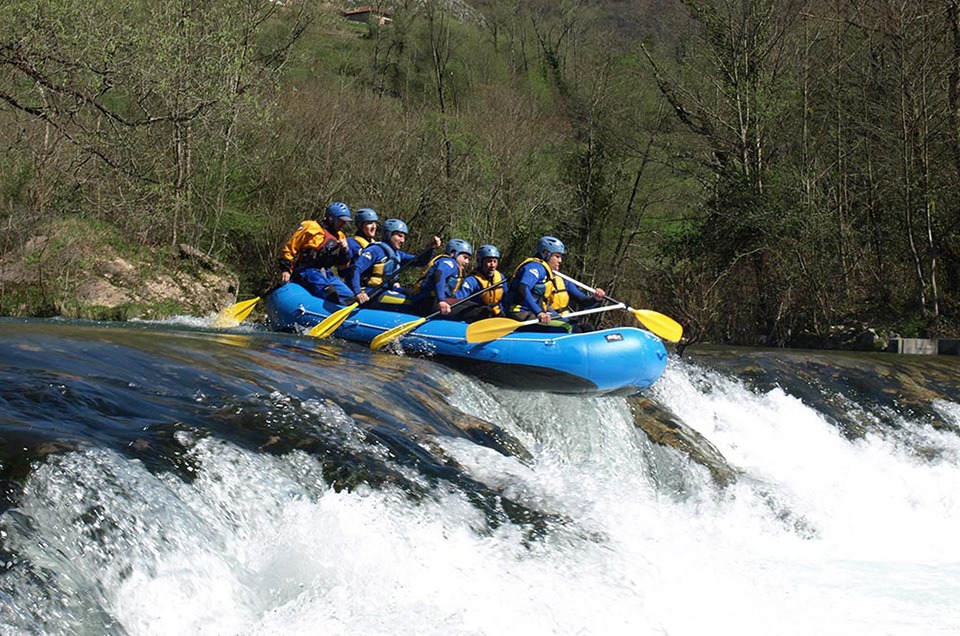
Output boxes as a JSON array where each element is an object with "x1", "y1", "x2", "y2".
[{"x1": 1, "y1": 318, "x2": 958, "y2": 635}]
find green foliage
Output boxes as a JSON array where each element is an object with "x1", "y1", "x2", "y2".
[
  {"x1": 0, "y1": 286, "x2": 57, "y2": 318},
  {"x1": 898, "y1": 314, "x2": 931, "y2": 339},
  {"x1": 2, "y1": 0, "x2": 959, "y2": 341}
]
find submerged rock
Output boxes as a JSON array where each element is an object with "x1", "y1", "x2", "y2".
[{"x1": 628, "y1": 396, "x2": 740, "y2": 488}]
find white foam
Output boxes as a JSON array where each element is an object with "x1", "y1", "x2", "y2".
[{"x1": 4, "y1": 361, "x2": 960, "y2": 635}]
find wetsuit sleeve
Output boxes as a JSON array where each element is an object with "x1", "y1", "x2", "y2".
[
  {"x1": 346, "y1": 237, "x2": 362, "y2": 261},
  {"x1": 351, "y1": 245, "x2": 381, "y2": 293},
  {"x1": 456, "y1": 276, "x2": 478, "y2": 299},
  {"x1": 337, "y1": 238, "x2": 360, "y2": 279},
  {"x1": 567, "y1": 282, "x2": 595, "y2": 304},
  {"x1": 516, "y1": 264, "x2": 546, "y2": 314},
  {"x1": 332, "y1": 231, "x2": 350, "y2": 268},
  {"x1": 432, "y1": 260, "x2": 457, "y2": 301}
]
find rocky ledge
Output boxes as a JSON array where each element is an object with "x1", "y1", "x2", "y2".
[{"x1": 0, "y1": 218, "x2": 239, "y2": 320}]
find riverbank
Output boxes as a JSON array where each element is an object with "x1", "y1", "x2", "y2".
[
  {"x1": 0, "y1": 217, "x2": 238, "y2": 321},
  {"x1": 1, "y1": 216, "x2": 953, "y2": 357}
]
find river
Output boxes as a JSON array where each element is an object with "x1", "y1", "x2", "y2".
[{"x1": 0, "y1": 318, "x2": 957, "y2": 635}]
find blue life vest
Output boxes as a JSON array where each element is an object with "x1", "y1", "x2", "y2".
[
  {"x1": 418, "y1": 255, "x2": 463, "y2": 299},
  {"x1": 363, "y1": 241, "x2": 400, "y2": 287}
]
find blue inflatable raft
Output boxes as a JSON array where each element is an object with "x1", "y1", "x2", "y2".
[{"x1": 266, "y1": 282, "x2": 668, "y2": 396}]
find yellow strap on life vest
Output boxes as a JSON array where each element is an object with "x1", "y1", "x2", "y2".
[
  {"x1": 473, "y1": 270, "x2": 505, "y2": 314},
  {"x1": 418, "y1": 254, "x2": 464, "y2": 296},
  {"x1": 510, "y1": 258, "x2": 566, "y2": 312},
  {"x1": 550, "y1": 275, "x2": 569, "y2": 312},
  {"x1": 364, "y1": 240, "x2": 393, "y2": 287},
  {"x1": 417, "y1": 254, "x2": 445, "y2": 284}
]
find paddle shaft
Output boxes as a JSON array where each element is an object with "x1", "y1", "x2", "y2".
[
  {"x1": 465, "y1": 302, "x2": 627, "y2": 343},
  {"x1": 553, "y1": 270, "x2": 609, "y2": 301},
  {"x1": 554, "y1": 270, "x2": 683, "y2": 342},
  {"x1": 555, "y1": 270, "x2": 641, "y2": 316},
  {"x1": 369, "y1": 279, "x2": 507, "y2": 350},
  {"x1": 525, "y1": 302, "x2": 625, "y2": 325},
  {"x1": 423, "y1": 278, "x2": 507, "y2": 320}
]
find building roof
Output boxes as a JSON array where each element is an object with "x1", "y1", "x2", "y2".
[{"x1": 341, "y1": 6, "x2": 393, "y2": 16}]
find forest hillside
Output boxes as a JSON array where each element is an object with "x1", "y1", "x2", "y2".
[{"x1": 2, "y1": 0, "x2": 958, "y2": 345}]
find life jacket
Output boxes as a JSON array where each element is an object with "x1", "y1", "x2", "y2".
[
  {"x1": 343, "y1": 234, "x2": 376, "y2": 271},
  {"x1": 353, "y1": 235, "x2": 374, "y2": 250},
  {"x1": 362, "y1": 241, "x2": 400, "y2": 288},
  {"x1": 470, "y1": 269, "x2": 505, "y2": 316},
  {"x1": 418, "y1": 254, "x2": 464, "y2": 299},
  {"x1": 280, "y1": 220, "x2": 346, "y2": 272},
  {"x1": 340, "y1": 235, "x2": 375, "y2": 277},
  {"x1": 507, "y1": 258, "x2": 569, "y2": 313}
]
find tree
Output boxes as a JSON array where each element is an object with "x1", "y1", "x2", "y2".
[{"x1": 0, "y1": 0, "x2": 309, "y2": 249}]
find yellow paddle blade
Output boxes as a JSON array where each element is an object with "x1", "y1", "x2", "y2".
[
  {"x1": 212, "y1": 296, "x2": 261, "y2": 328},
  {"x1": 630, "y1": 308, "x2": 683, "y2": 342},
  {"x1": 370, "y1": 317, "x2": 427, "y2": 351},
  {"x1": 464, "y1": 317, "x2": 524, "y2": 343},
  {"x1": 307, "y1": 302, "x2": 359, "y2": 339}
]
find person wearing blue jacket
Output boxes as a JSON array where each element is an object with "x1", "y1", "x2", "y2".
[
  {"x1": 349, "y1": 218, "x2": 439, "y2": 305},
  {"x1": 454, "y1": 244, "x2": 506, "y2": 321},
  {"x1": 408, "y1": 239, "x2": 472, "y2": 316},
  {"x1": 339, "y1": 207, "x2": 379, "y2": 296},
  {"x1": 503, "y1": 236, "x2": 605, "y2": 331}
]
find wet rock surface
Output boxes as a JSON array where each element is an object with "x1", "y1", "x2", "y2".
[{"x1": 628, "y1": 395, "x2": 740, "y2": 488}]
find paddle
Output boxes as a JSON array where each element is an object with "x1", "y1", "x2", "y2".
[
  {"x1": 212, "y1": 284, "x2": 280, "y2": 328},
  {"x1": 369, "y1": 280, "x2": 508, "y2": 351},
  {"x1": 553, "y1": 271, "x2": 684, "y2": 343},
  {"x1": 465, "y1": 302, "x2": 627, "y2": 343},
  {"x1": 306, "y1": 240, "x2": 439, "y2": 338}
]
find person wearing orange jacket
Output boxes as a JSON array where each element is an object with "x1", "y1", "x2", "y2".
[{"x1": 278, "y1": 202, "x2": 355, "y2": 303}]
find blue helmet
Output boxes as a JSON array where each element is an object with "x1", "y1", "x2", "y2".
[
  {"x1": 477, "y1": 244, "x2": 500, "y2": 260},
  {"x1": 446, "y1": 239, "x2": 473, "y2": 256},
  {"x1": 355, "y1": 208, "x2": 379, "y2": 223},
  {"x1": 381, "y1": 218, "x2": 409, "y2": 240},
  {"x1": 536, "y1": 236, "x2": 565, "y2": 258},
  {"x1": 325, "y1": 201, "x2": 352, "y2": 222}
]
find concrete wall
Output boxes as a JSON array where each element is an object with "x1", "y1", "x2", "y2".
[
  {"x1": 887, "y1": 338, "x2": 958, "y2": 355},
  {"x1": 898, "y1": 338, "x2": 938, "y2": 354}
]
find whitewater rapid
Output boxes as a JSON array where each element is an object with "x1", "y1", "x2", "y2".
[{"x1": 1, "y1": 324, "x2": 958, "y2": 635}]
